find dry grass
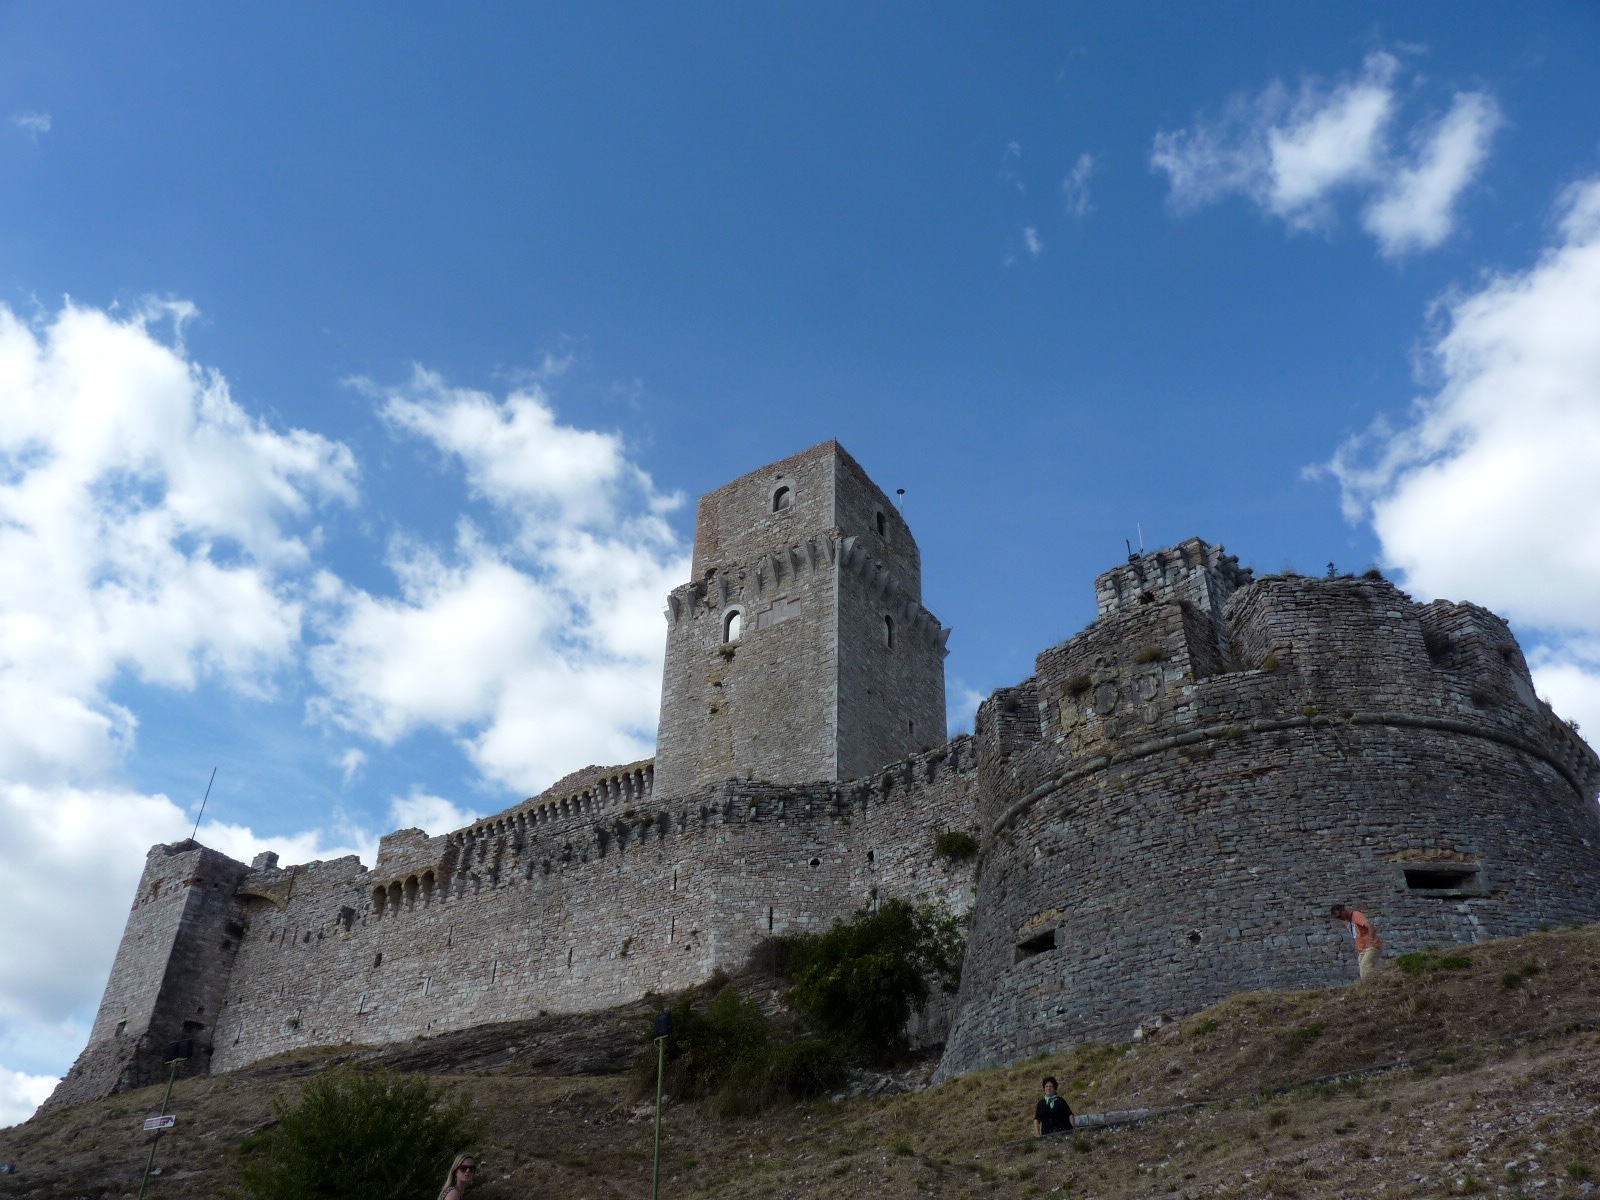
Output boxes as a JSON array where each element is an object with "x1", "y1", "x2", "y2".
[{"x1": 4, "y1": 923, "x2": 1600, "y2": 1199}]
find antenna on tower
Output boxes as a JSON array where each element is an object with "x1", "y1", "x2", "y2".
[
  {"x1": 1137, "y1": 523, "x2": 1145, "y2": 554},
  {"x1": 189, "y1": 767, "x2": 217, "y2": 843},
  {"x1": 895, "y1": 488, "x2": 905, "y2": 513},
  {"x1": 1125, "y1": 538, "x2": 1137, "y2": 563}
]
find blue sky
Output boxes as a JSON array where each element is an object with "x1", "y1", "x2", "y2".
[{"x1": 3, "y1": 4, "x2": 1599, "y2": 1123}]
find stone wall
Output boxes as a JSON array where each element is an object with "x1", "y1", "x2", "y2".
[
  {"x1": 46, "y1": 844, "x2": 251, "y2": 1111},
  {"x1": 51, "y1": 741, "x2": 979, "y2": 1100},
  {"x1": 937, "y1": 550, "x2": 1600, "y2": 1078}
]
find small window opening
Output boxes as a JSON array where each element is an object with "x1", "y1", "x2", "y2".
[
  {"x1": 372, "y1": 952, "x2": 382, "y2": 969},
  {"x1": 1403, "y1": 865, "x2": 1484, "y2": 895},
  {"x1": 875, "y1": 510, "x2": 886, "y2": 537},
  {"x1": 809, "y1": 857, "x2": 821, "y2": 868},
  {"x1": 724, "y1": 610, "x2": 742, "y2": 643},
  {"x1": 908, "y1": 719, "x2": 915, "y2": 736},
  {"x1": 767, "y1": 907, "x2": 774, "y2": 932},
  {"x1": 884, "y1": 615, "x2": 894, "y2": 648},
  {"x1": 1015, "y1": 928, "x2": 1058, "y2": 962},
  {"x1": 772, "y1": 486, "x2": 791, "y2": 512},
  {"x1": 115, "y1": 1020, "x2": 127, "y2": 1038}
]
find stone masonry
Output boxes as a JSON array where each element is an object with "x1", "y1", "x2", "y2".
[
  {"x1": 45, "y1": 455, "x2": 1600, "y2": 1111},
  {"x1": 937, "y1": 540, "x2": 1600, "y2": 1077}
]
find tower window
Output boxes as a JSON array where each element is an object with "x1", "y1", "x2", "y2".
[
  {"x1": 772, "y1": 486, "x2": 791, "y2": 512},
  {"x1": 723, "y1": 609, "x2": 742, "y2": 643},
  {"x1": 875, "y1": 510, "x2": 887, "y2": 537},
  {"x1": 884, "y1": 615, "x2": 894, "y2": 648}
]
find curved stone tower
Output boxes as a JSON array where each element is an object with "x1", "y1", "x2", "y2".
[{"x1": 938, "y1": 539, "x2": 1600, "y2": 1077}]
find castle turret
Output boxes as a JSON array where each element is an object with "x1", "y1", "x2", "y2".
[
  {"x1": 938, "y1": 543, "x2": 1600, "y2": 1078},
  {"x1": 652, "y1": 441, "x2": 949, "y2": 799},
  {"x1": 43, "y1": 841, "x2": 251, "y2": 1111}
]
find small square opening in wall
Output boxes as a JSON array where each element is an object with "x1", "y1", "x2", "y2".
[
  {"x1": 1015, "y1": 928, "x2": 1057, "y2": 963},
  {"x1": 1401, "y1": 864, "x2": 1485, "y2": 896}
]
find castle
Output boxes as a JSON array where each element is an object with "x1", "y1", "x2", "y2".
[{"x1": 45, "y1": 441, "x2": 1600, "y2": 1108}]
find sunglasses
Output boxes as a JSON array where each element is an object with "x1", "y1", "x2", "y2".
[{"x1": 458, "y1": 1166, "x2": 475, "y2": 1174}]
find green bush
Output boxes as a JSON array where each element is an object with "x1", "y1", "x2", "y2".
[
  {"x1": 647, "y1": 986, "x2": 847, "y2": 1116},
  {"x1": 933, "y1": 830, "x2": 980, "y2": 862},
  {"x1": 238, "y1": 1070, "x2": 474, "y2": 1200},
  {"x1": 787, "y1": 899, "x2": 965, "y2": 1062}
]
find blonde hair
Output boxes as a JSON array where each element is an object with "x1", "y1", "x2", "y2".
[{"x1": 438, "y1": 1152, "x2": 475, "y2": 1199}]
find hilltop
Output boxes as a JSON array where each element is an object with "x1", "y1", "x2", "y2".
[{"x1": 4, "y1": 922, "x2": 1599, "y2": 1200}]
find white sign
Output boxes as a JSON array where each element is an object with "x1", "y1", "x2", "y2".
[{"x1": 142, "y1": 1115, "x2": 176, "y2": 1132}]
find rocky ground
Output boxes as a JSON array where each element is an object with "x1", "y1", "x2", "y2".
[{"x1": 2, "y1": 924, "x2": 1598, "y2": 1199}]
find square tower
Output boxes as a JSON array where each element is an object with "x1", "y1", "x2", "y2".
[{"x1": 652, "y1": 441, "x2": 949, "y2": 799}]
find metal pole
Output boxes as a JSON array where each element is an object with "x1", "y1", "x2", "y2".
[
  {"x1": 136, "y1": 1059, "x2": 182, "y2": 1200},
  {"x1": 650, "y1": 1033, "x2": 666, "y2": 1200}
]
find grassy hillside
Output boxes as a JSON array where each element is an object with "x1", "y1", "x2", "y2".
[{"x1": 4, "y1": 923, "x2": 1599, "y2": 1199}]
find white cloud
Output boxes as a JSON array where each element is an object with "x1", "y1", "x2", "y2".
[
  {"x1": 1321, "y1": 176, "x2": 1600, "y2": 736},
  {"x1": 389, "y1": 790, "x2": 481, "y2": 836},
  {"x1": 1363, "y1": 92, "x2": 1503, "y2": 257},
  {"x1": 11, "y1": 111, "x2": 50, "y2": 138},
  {"x1": 0, "y1": 300, "x2": 359, "y2": 1126},
  {"x1": 313, "y1": 375, "x2": 688, "y2": 793},
  {"x1": 1062, "y1": 153, "x2": 1096, "y2": 217},
  {"x1": 1022, "y1": 227, "x2": 1043, "y2": 257},
  {"x1": 0, "y1": 303, "x2": 356, "y2": 783},
  {"x1": 1152, "y1": 51, "x2": 1497, "y2": 255},
  {"x1": 1001, "y1": 141, "x2": 1024, "y2": 192},
  {"x1": 0, "y1": 1068, "x2": 57, "y2": 1129},
  {"x1": 339, "y1": 747, "x2": 367, "y2": 786}
]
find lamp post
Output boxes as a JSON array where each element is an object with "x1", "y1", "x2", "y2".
[
  {"x1": 136, "y1": 1040, "x2": 191, "y2": 1200},
  {"x1": 650, "y1": 1011, "x2": 672, "y2": 1200}
]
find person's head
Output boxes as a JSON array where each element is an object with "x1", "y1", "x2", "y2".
[
  {"x1": 442, "y1": 1154, "x2": 476, "y2": 1195},
  {"x1": 1330, "y1": 904, "x2": 1352, "y2": 920},
  {"x1": 1041, "y1": 1076, "x2": 1058, "y2": 1094}
]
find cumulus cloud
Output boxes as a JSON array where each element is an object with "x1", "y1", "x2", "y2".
[
  {"x1": 1152, "y1": 51, "x2": 1499, "y2": 255},
  {"x1": 1321, "y1": 176, "x2": 1600, "y2": 735},
  {"x1": 0, "y1": 301, "x2": 358, "y2": 1126},
  {"x1": 389, "y1": 790, "x2": 481, "y2": 836},
  {"x1": 1022, "y1": 227, "x2": 1043, "y2": 257},
  {"x1": 312, "y1": 374, "x2": 688, "y2": 792},
  {"x1": 0, "y1": 1068, "x2": 56, "y2": 1128},
  {"x1": 1062, "y1": 153, "x2": 1096, "y2": 217},
  {"x1": 1364, "y1": 92, "x2": 1504, "y2": 256}
]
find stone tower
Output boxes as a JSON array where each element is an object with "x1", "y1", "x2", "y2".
[{"x1": 652, "y1": 441, "x2": 949, "y2": 799}]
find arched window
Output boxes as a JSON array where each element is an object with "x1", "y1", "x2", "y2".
[
  {"x1": 724, "y1": 609, "x2": 743, "y2": 643},
  {"x1": 875, "y1": 510, "x2": 887, "y2": 537},
  {"x1": 772, "y1": 486, "x2": 792, "y2": 512},
  {"x1": 883, "y1": 615, "x2": 894, "y2": 648}
]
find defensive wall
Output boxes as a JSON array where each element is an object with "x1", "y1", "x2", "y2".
[
  {"x1": 46, "y1": 442, "x2": 1600, "y2": 1109},
  {"x1": 937, "y1": 540, "x2": 1600, "y2": 1076},
  {"x1": 47, "y1": 738, "x2": 978, "y2": 1109}
]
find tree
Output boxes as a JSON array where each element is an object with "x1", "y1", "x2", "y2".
[
  {"x1": 787, "y1": 899, "x2": 965, "y2": 1062},
  {"x1": 239, "y1": 1070, "x2": 475, "y2": 1200}
]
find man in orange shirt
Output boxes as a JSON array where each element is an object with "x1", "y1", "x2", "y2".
[{"x1": 1330, "y1": 904, "x2": 1382, "y2": 979}]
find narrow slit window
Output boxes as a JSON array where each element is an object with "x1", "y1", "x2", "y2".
[
  {"x1": 884, "y1": 615, "x2": 894, "y2": 648},
  {"x1": 875, "y1": 510, "x2": 887, "y2": 537}
]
